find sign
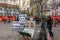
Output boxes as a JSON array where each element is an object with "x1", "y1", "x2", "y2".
[
  {"x1": 19, "y1": 14, "x2": 27, "y2": 28},
  {"x1": 23, "y1": 28, "x2": 35, "y2": 38},
  {"x1": 12, "y1": 14, "x2": 27, "y2": 31},
  {"x1": 19, "y1": 14, "x2": 27, "y2": 23},
  {"x1": 12, "y1": 21, "x2": 25, "y2": 31}
]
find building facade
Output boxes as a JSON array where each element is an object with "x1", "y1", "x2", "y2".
[
  {"x1": 30, "y1": 0, "x2": 48, "y2": 16},
  {"x1": 46, "y1": 0, "x2": 60, "y2": 16},
  {"x1": 15, "y1": 0, "x2": 30, "y2": 11},
  {"x1": 0, "y1": 0, "x2": 20, "y2": 17}
]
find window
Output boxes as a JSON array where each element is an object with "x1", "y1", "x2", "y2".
[
  {"x1": 8, "y1": 8, "x2": 11, "y2": 12},
  {"x1": 9, "y1": 9, "x2": 10, "y2": 12},
  {"x1": 11, "y1": 9, "x2": 15, "y2": 12},
  {"x1": 7, "y1": 13, "x2": 11, "y2": 16},
  {"x1": 14, "y1": 9, "x2": 15, "y2": 12},
  {"x1": 0, "y1": 7, "x2": 2, "y2": 10},
  {"x1": 13, "y1": 13, "x2": 16, "y2": 16},
  {"x1": 5, "y1": 13, "x2": 7, "y2": 16},
  {"x1": 15, "y1": 9, "x2": 19, "y2": 12},
  {"x1": 5, "y1": 8, "x2": 9, "y2": 12},
  {"x1": 0, "y1": 13, "x2": 3, "y2": 16},
  {"x1": 10, "y1": 8, "x2": 13, "y2": 12},
  {"x1": 4, "y1": 8, "x2": 6, "y2": 11},
  {"x1": 2, "y1": 8, "x2": 5, "y2": 11},
  {"x1": 10, "y1": 9, "x2": 12, "y2": 12}
]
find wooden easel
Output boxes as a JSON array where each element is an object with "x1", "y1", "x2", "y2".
[
  {"x1": 22, "y1": 20, "x2": 36, "y2": 40},
  {"x1": 26, "y1": 20, "x2": 35, "y2": 29}
]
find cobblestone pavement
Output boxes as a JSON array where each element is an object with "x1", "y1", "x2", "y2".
[{"x1": 0, "y1": 22, "x2": 60, "y2": 40}]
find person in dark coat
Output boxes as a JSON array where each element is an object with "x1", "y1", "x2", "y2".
[{"x1": 47, "y1": 16, "x2": 53, "y2": 37}]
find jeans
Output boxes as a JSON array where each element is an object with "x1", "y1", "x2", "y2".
[{"x1": 48, "y1": 27, "x2": 53, "y2": 37}]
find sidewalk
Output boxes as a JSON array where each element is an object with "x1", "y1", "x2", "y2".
[{"x1": 0, "y1": 22, "x2": 60, "y2": 40}]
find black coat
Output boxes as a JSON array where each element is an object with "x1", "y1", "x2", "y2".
[{"x1": 47, "y1": 19, "x2": 53, "y2": 27}]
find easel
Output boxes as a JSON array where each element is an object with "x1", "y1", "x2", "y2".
[
  {"x1": 26, "y1": 20, "x2": 36, "y2": 30},
  {"x1": 22, "y1": 20, "x2": 36, "y2": 40}
]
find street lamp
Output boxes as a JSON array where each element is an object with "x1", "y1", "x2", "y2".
[
  {"x1": 38, "y1": 0, "x2": 48, "y2": 40},
  {"x1": 40, "y1": 0, "x2": 43, "y2": 18},
  {"x1": 40, "y1": 0, "x2": 48, "y2": 17}
]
